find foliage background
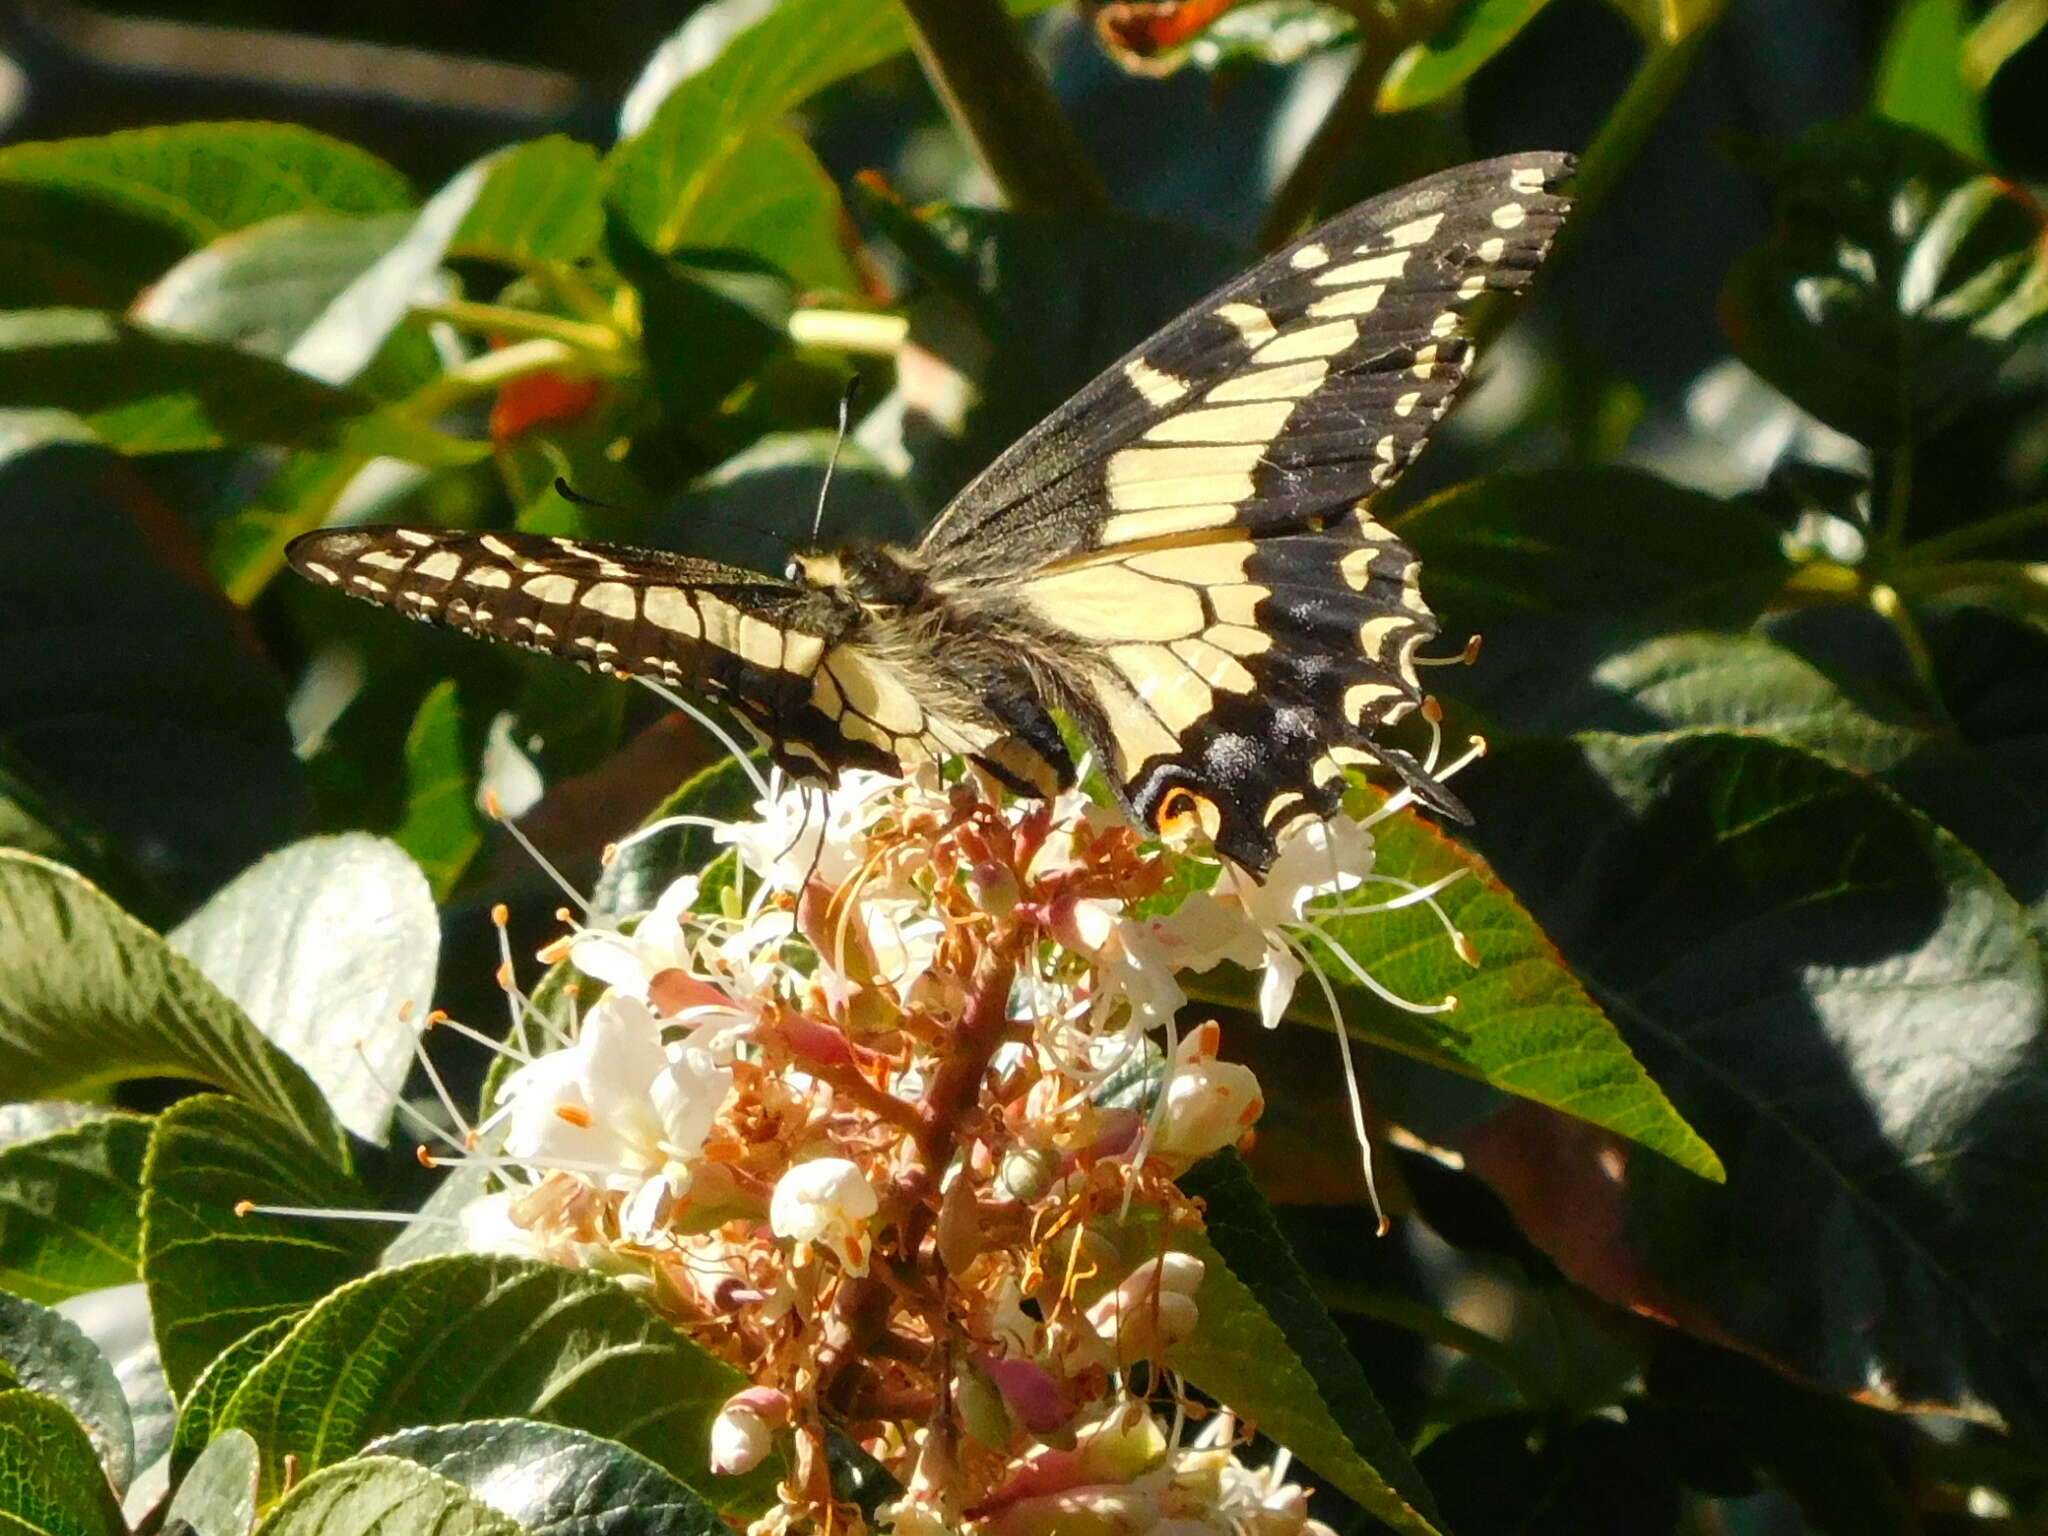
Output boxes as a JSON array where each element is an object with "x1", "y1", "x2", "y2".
[{"x1": 1, "y1": 0, "x2": 2046, "y2": 1533}]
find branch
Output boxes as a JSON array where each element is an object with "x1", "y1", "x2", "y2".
[{"x1": 897, "y1": 0, "x2": 1111, "y2": 214}]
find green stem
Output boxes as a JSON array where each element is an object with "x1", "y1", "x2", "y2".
[
  {"x1": 1872, "y1": 439, "x2": 1915, "y2": 563},
  {"x1": 1889, "y1": 558, "x2": 2048, "y2": 605},
  {"x1": 897, "y1": 0, "x2": 1110, "y2": 214},
  {"x1": 410, "y1": 298, "x2": 623, "y2": 356},
  {"x1": 1963, "y1": 0, "x2": 2048, "y2": 88},
  {"x1": 788, "y1": 308, "x2": 912, "y2": 356},
  {"x1": 1898, "y1": 497, "x2": 2048, "y2": 564},
  {"x1": 1548, "y1": 3, "x2": 1731, "y2": 268},
  {"x1": 1256, "y1": 20, "x2": 1407, "y2": 250}
]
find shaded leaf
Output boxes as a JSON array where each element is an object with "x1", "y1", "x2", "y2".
[
  {"x1": 0, "y1": 309, "x2": 382, "y2": 455},
  {"x1": 1170, "y1": 1153, "x2": 1442, "y2": 1534},
  {"x1": 163, "y1": 1428, "x2": 259, "y2": 1536},
  {"x1": 0, "y1": 1388, "x2": 126, "y2": 1536},
  {"x1": 588, "y1": 754, "x2": 760, "y2": 925},
  {"x1": 1722, "y1": 118, "x2": 2048, "y2": 446},
  {"x1": 395, "y1": 683, "x2": 487, "y2": 902},
  {"x1": 170, "y1": 836, "x2": 436, "y2": 1146},
  {"x1": 0, "y1": 852, "x2": 343, "y2": 1163},
  {"x1": 1460, "y1": 731, "x2": 2048, "y2": 1424},
  {"x1": 254, "y1": 1456, "x2": 524, "y2": 1536},
  {"x1": 140, "y1": 1095, "x2": 383, "y2": 1396},
  {"x1": 0, "y1": 1111, "x2": 150, "y2": 1303},
  {"x1": 0, "y1": 445, "x2": 304, "y2": 911},
  {"x1": 0, "y1": 1291, "x2": 132, "y2": 1491},
  {"x1": 217, "y1": 1254, "x2": 771, "y2": 1512},
  {"x1": 169, "y1": 1316, "x2": 296, "y2": 1481},
  {"x1": 371, "y1": 1419, "x2": 730, "y2": 1535}
]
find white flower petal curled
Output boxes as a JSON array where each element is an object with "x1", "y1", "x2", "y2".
[
  {"x1": 770, "y1": 1157, "x2": 880, "y2": 1275},
  {"x1": 1155, "y1": 1023, "x2": 1263, "y2": 1162}
]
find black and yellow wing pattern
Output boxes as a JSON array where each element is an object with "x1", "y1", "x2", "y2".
[{"x1": 289, "y1": 152, "x2": 1574, "y2": 875}]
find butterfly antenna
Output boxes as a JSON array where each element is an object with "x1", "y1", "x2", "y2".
[{"x1": 808, "y1": 376, "x2": 862, "y2": 549}]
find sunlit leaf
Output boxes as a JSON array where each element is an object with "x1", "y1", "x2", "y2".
[
  {"x1": 0, "y1": 1110, "x2": 149, "y2": 1303},
  {"x1": 0, "y1": 1388, "x2": 126, "y2": 1536},
  {"x1": 1875, "y1": 0, "x2": 1988, "y2": 160},
  {"x1": 0, "y1": 851, "x2": 343, "y2": 1164},
  {"x1": 254, "y1": 1456, "x2": 525, "y2": 1536},
  {"x1": 0, "y1": 1290, "x2": 133, "y2": 1491},
  {"x1": 141, "y1": 1095, "x2": 382, "y2": 1395},
  {"x1": 1168, "y1": 1154, "x2": 1442, "y2": 1535},
  {"x1": 372, "y1": 1419, "x2": 731, "y2": 1536},
  {"x1": 1380, "y1": 0, "x2": 1556, "y2": 111},
  {"x1": 163, "y1": 1428, "x2": 259, "y2": 1536},
  {"x1": 218, "y1": 1255, "x2": 773, "y2": 1511},
  {"x1": 169, "y1": 835, "x2": 437, "y2": 1146}
]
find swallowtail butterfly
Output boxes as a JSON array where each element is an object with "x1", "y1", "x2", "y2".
[{"x1": 290, "y1": 153, "x2": 1574, "y2": 874}]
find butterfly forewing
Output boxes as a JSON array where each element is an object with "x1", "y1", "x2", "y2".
[
  {"x1": 918, "y1": 153, "x2": 1575, "y2": 574},
  {"x1": 286, "y1": 526, "x2": 896, "y2": 780}
]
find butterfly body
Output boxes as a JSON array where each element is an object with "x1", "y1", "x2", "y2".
[{"x1": 289, "y1": 153, "x2": 1575, "y2": 874}]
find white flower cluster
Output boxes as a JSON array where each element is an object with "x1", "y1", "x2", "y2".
[{"x1": 448, "y1": 755, "x2": 1475, "y2": 1532}]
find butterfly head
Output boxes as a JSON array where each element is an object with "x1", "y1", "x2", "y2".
[{"x1": 791, "y1": 545, "x2": 928, "y2": 612}]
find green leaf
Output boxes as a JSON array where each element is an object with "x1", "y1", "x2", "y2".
[
  {"x1": 1396, "y1": 467, "x2": 1789, "y2": 635},
  {"x1": 254, "y1": 1456, "x2": 526, "y2": 1536},
  {"x1": 452, "y1": 135, "x2": 606, "y2": 268},
  {"x1": 0, "y1": 851, "x2": 344, "y2": 1164},
  {"x1": 1875, "y1": 0, "x2": 1988, "y2": 160},
  {"x1": 217, "y1": 1254, "x2": 772, "y2": 1512},
  {"x1": 674, "y1": 126, "x2": 857, "y2": 292},
  {"x1": 130, "y1": 211, "x2": 445, "y2": 404},
  {"x1": 1170, "y1": 1154, "x2": 1442, "y2": 1535},
  {"x1": 169, "y1": 836, "x2": 438, "y2": 1147},
  {"x1": 0, "y1": 1111, "x2": 150, "y2": 1303},
  {"x1": 0, "y1": 123, "x2": 412, "y2": 247},
  {"x1": 1722, "y1": 118, "x2": 2048, "y2": 446},
  {"x1": 163, "y1": 1428, "x2": 260, "y2": 1536},
  {"x1": 1461, "y1": 730, "x2": 2048, "y2": 1423},
  {"x1": 1190, "y1": 794, "x2": 1722, "y2": 1180},
  {"x1": 588, "y1": 754, "x2": 761, "y2": 925},
  {"x1": 287, "y1": 157, "x2": 493, "y2": 387},
  {"x1": 0, "y1": 309, "x2": 380, "y2": 454},
  {"x1": 169, "y1": 1316, "x2": 296, "y2": 1480},
  {"x1": 606, "y1": 216, "x2": 788, "y2": 426},
  {"x1": 1380, "y1": 0, "x2": 1557, "y2": 112},
  {"x1": 0, "y1": 1292, "x2": 132, "y2": 1492},
  {"x1": 0, "y1": 445, "x2": 305, "y2": 911},
  {"x1": 0, "y1": 1388, "x2": 126, "y2": 1536},
  {"x1": 0, "y1": 123, "x2": 410, "y2": 309},
  {"x1": 395, "y1": 683, "x2": 487, "y2": 903},
  {"x1": 1117, "y1": 0, "x2": 1358, "y2": 72},
  {"x1": 141, "y1": 1095, "x2": 383, "y2": 1396},
  {"x1": 608, "y1": 0, "x2": 933, "y2": 254},
  {"x1": 371, "y1": 1419, "x2": 731, "y2": 1535}
]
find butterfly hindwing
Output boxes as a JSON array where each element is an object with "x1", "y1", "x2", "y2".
[{"x1": 926, "y1": 153, "x2": 1573, "y2": 868}]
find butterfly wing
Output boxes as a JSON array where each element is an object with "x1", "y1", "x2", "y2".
[
  {"x1": 919, "y1": 153, "x2": 1574, "y2": 871},
  {"x1": 286, "y1": 526, "x2": 892, "y2": 781}
]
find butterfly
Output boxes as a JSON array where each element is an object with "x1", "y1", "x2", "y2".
[{"x1": 289, "y1": 153, "x2": 1574, "y2": 876}]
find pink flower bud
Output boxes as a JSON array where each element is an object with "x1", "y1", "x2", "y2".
[{"x1": 709, "y1": 1387, "x2": 787, "y2": 1475}]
